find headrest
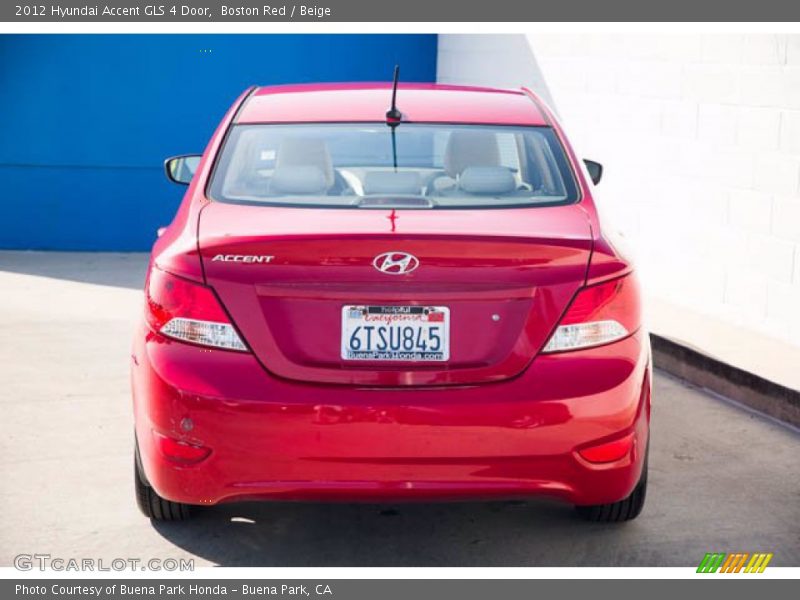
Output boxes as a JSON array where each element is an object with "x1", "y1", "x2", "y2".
[
  {"x1": 275, "y1": 138, "x2": 334, "y2": 188},
  {"x1": 458, "y1": 167, "x2": 516, "y2": 195},
  {"x1": 270, "y1": 165, "x2": 328, "y2": 195},
  {"x1": 363, "y1": 171, "x2": 422, "y2": 195},
  {"x1": 444, "y1": 131, "x2": 501, "y2": 178}
]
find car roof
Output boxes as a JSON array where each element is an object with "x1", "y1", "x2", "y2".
[{"x1": 236, "y1": 83, "x2": 550, "y2": 126}]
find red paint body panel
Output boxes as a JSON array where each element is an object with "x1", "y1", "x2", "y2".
[
  {"x1": 239, "y1": 83, "x2": 549, "y2": 126},
  {"x1": 132, "y1": 83, "x2": 650, "y2": 508},
  {"x1": 133, "y1": 326, "x2": 649, "y2": 505},
  {"x1": 151, "y1": 86, "x2": 256, "y2": 282}
]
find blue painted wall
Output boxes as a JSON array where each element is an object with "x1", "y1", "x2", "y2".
[{"x1": 0, "y1": 34, "x2": 437, "y2": 250}]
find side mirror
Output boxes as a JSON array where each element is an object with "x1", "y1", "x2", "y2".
[
  {"x1": 583, "y1": 159, "x2": 603, "y2": 185},
  {"x1": 164, "y1": 154, "x2": 201, "y2": 185}
]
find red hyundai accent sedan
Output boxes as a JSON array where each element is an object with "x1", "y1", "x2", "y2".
[{"x1": 132, "y1": 81, "x2": 651, "y2": 523}]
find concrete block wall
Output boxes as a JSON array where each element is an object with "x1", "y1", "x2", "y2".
[
  {"x1": 527, "y1": 34, "x2": 800, "y2": 346},
  {"x1": 440, "y1": 34, "x2": 800, "y2": 348}
]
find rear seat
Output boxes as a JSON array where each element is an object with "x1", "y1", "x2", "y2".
[{"x1": 435, "y1": 166, "x2": 531, "y2": 197}]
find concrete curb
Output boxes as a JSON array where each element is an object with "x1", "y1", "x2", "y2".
[{"x1": 651, "y1": 334, "x2": 800, "y2": 429}]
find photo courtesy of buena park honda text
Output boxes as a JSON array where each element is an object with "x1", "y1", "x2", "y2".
[{"x1": 0, "y1": 0, "x2": 798, "y2": 597}]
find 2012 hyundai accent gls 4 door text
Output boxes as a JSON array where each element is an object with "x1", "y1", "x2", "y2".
[{"x1": 132, "y1": 80, "x2": 651, "y2": 523}]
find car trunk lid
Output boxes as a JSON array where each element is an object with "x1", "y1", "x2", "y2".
[{"x1": 199, "y1": 203, "x2": 592, "y2": 386}]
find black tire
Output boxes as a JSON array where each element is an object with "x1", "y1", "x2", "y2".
[
  {"x1": 134, "y1": 442, "x2": 191, "y2": 521},
  {"x1": 575, "y1": 459, "x2": 648, "y2": 523}
]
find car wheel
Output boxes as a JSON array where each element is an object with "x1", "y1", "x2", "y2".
[
  {"x1": 134, "y1": 441, "x2": 191, "y2": 521},
  {"x1": 575, "y1": 456, "x2": 648, "y2": 523}
]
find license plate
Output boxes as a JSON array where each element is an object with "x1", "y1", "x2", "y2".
[{"x1": 341, "y1": 305, "x2": 450, "y2": 361}]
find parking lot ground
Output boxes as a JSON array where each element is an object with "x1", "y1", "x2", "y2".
[{"x1": 1, "y1": 251, "x2": 798, "y2": 567}]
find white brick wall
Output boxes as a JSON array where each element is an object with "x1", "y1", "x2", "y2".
[
  {"x1": 438, "y1": 34, "x2": 800, "y2": 348},
  {"x1": 529, "y1": 34, "x2": 800, "y2": 346}
]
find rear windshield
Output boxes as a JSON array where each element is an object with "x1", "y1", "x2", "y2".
[{"x1": 208, "y1": 123, "x2": 579, "y2": 209}]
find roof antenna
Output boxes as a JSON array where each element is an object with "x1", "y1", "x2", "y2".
[
  {"x1": 386, "y1": 65, "x2": 402, "y2": 125},
  {"x1": 385, "y1": 65, "x2": 402, "y2": 172}
]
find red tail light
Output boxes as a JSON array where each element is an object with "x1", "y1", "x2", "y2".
[
  {"x1": 145, "y1": 267, "x2": 248, "y2": 352},
  {"x1": 543, "y1": 274, "x2": 641, "y2": 353}
]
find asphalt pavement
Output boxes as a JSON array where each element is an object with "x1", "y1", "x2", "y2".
[{"x1": 1, "y1": 251, "x2": 798, "y2": 567}]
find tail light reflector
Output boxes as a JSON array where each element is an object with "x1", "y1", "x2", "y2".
[
  {"x1": 578, "y1": 432, "x2": 635, "y2": 464},
  {"x1": 543, "y1": 274, "x2": 640, "y2": 353},
  {"x1": 145, "y1": 267, "x2": 247, "y2": 352},
  {"x1": 153, "y1": 431, "x2": 211, "y2": 464}
]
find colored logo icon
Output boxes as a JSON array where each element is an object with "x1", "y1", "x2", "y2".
[{"x1": 697, "y1": 552, "x2": 773, "y2": 573}]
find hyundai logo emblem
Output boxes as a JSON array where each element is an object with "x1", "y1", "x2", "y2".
[{"x1": 373, "y1": 251, "x2": 420, "y2": 275}]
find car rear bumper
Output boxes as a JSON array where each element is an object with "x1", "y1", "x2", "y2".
[{"x1": 132, "y1": 326, "x2": 651, "y2": 506}]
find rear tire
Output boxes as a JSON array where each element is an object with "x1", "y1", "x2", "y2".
[
  {"x1": 134, "y1": 442, "x2": 191, "y2": 521},
  {"x1": 575, "y1": 457, "x2": 648, "y2": 523}
]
